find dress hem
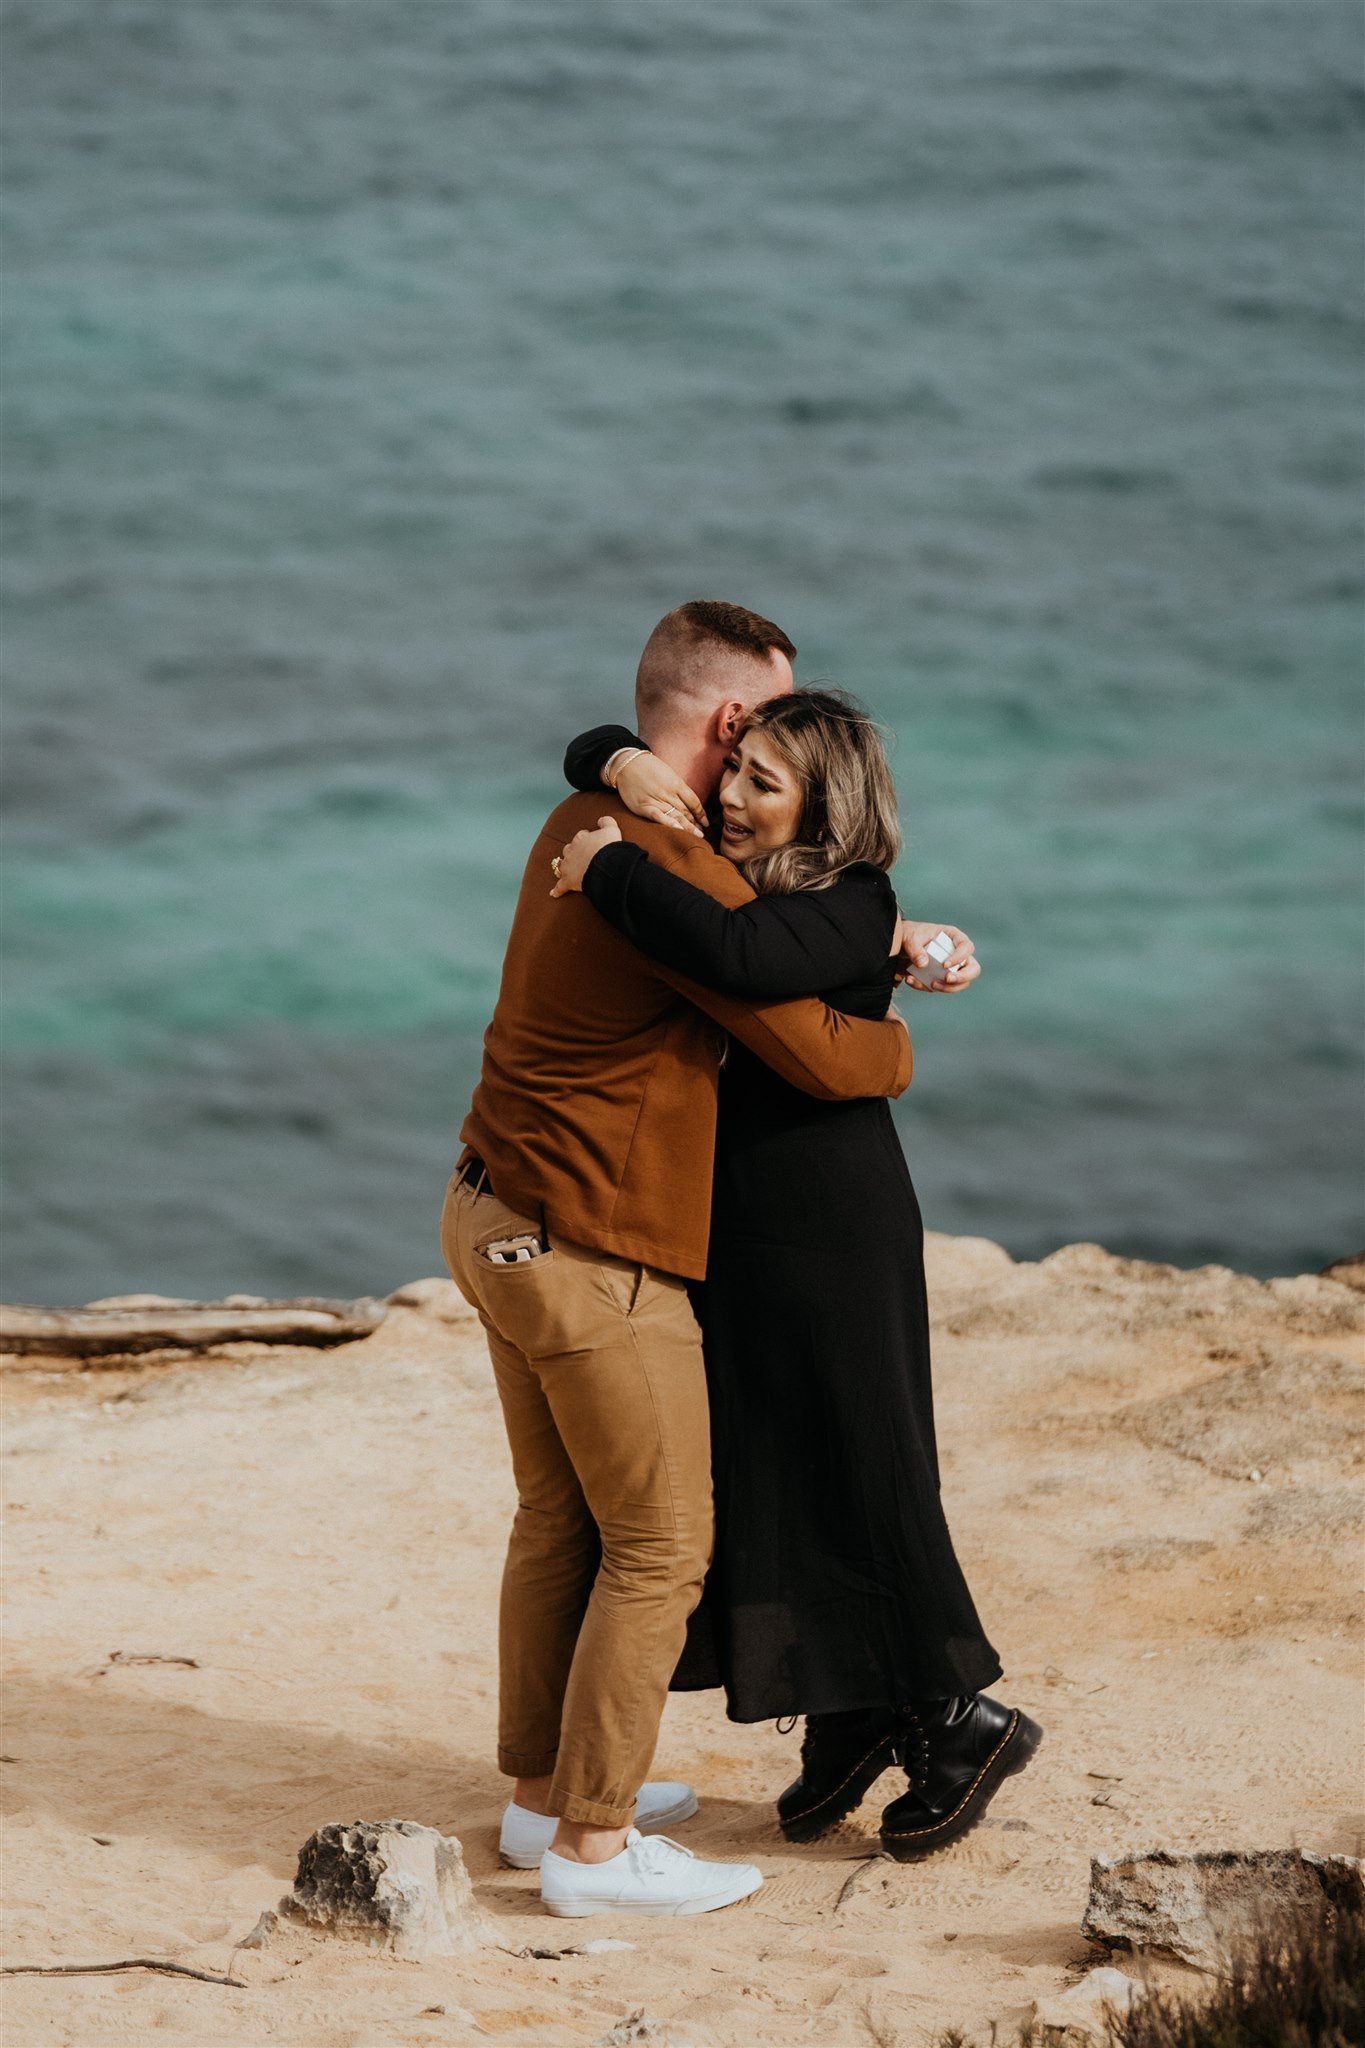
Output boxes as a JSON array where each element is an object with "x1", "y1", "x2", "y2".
[{"x1": 668, "y1": 1658, "x2": 1006, "y2": 1724}]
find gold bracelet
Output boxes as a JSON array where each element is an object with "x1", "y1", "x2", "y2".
[{"x1": 603, "y1": 746, "x2": 645, "y2": 790}]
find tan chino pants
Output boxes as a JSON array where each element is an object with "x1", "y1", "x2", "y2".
[{"x1": 440, "y1": 1170, "x2": 713, "y2": 1827}]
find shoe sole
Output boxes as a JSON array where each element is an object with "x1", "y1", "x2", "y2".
[
  {"x1": 500, "y1": 1789, "x2": 701, "y2": 1870},
  {"x1": 879, "y1": 1710, "x2": 1044, "y2": 1863},
  {"x1": 777, "y1": 1731, "x2": 904, "y2": 1845},
  {"x1": 541, "y1": 1868, "x2": 763, "y2": 1918}
]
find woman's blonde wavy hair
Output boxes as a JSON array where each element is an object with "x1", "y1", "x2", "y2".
[{"x1": 733, "y1": 687, "x2": 902, "y2": 896}]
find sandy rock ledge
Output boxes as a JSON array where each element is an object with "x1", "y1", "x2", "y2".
[{"x1": 1082, "y1": 1846, "x2": 1365, "y2": 1971}]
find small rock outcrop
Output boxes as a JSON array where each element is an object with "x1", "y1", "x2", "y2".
[
  {"x1": 1082, "y1": 1847, "x2": 1364, "y2": 1971},
  {"x1": 279, "y1": 1820, "x2": 492, "y2": 1960},
  {"x1": 1032, "y1": 1966, "x2": 1147, "y2": 2039},
  {"x1": 596, "y1": 2012, "x2": 713, "y2": 2048},
  {"x1": 385, "y1": 1277, "x2": 476, "y2": 1322}
]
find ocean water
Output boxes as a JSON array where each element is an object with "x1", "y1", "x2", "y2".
[{"x1": 2, "y1": 0, "x2": 1362, "y2": 1305}]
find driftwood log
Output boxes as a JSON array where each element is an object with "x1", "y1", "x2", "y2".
[{"x1": 0, "y1": 1295, "x2": 386, "y2": 1358}]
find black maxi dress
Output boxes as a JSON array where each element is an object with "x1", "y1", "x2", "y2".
[{"x1": 565, "y1": 729, "x2": 1003, "y2": 1723}]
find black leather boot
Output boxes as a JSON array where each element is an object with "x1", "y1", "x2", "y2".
[
  {"x1": 879, "y1": 1693, "x2": 1043, "y2": 1861},
  {"x1": 776, "y1": 1707, "x2": 914, "y2": 1844}
]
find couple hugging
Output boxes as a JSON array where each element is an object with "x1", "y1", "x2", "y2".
[{"x1": 441, "y1": 599, "x2": 1042, "y2": 1919}]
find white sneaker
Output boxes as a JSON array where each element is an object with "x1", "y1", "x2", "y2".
[
  {"x1": 499, "y1": 1781, "x2": 698, "y2": 1869},
  {"x1": 540, "y1": 1828, "x2": 763, "y2": 1918}
]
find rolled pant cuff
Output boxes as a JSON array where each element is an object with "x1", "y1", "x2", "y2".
[
  {"x1": 498, "y1": 1746, "x2": 559, "y2": 1777},
  {"x1": 548, "y1": 1789, "x2": 636, "y2": 1828}
]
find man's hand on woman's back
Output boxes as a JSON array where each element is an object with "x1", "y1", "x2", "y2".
[{"x1": 550, "y1": 816, "x2": 622, "y2": 896}]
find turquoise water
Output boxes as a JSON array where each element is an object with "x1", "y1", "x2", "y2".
[{"x1": 3, "y1": 1, "x2": 1362, "y2": 1303}]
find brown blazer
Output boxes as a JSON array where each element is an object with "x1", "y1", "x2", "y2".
[{"x1": 460, "y1": 793, "x2": 912, "y2": 1281}]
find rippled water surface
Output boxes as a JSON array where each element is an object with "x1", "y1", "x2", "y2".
[{"x1": 3, "y1": 1, "x2": 1362, "y2": 1301}]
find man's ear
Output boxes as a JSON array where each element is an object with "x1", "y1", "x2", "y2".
[{"x1": 714, "y1": 700, "x2": 746, "y2": 744}]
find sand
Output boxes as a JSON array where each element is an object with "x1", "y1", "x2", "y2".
[{"x1": 3, "y1": 1236, "x2": 1362, "y2": 2047}]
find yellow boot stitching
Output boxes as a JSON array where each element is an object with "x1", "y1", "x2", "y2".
[
  {"x1": 784, "y1": 1732, "x2": 903, "y2": 1825},
  {"x1": 882, "y1": 1710, "x2": 1021, "y2": 1840}
]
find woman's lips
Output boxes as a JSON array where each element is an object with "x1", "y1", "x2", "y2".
[{"x1": 721, "y1": 819, "x2": 752, "y2": 842}]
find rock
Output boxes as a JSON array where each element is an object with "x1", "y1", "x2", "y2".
[
  {"x1": 595, "y1": 2011, "x2": 717, "y2": 2047},
  {"x1": 1242, "y1": 1484, "x2": 1364, "y2": 1546},
  {"x1": 1082, "y1": 1847, "x2": 1364, "y2": 1971},
  {"x1": 279, "y1": 1819, "x2": 493, "y2": 1960},
  {"x1": 1262, "y1": 1274, "x2": 1365, "y2": 1332},
  {"x1": 85, "y1": 1293, "x2": 200, "y2": 1309},
  {"x1": 385, "y1": 1277, "x2": 477, "y2": 1322},
  {"x1": 1040, "y1": 1243, "x2": 1185, "y2": 1285},
  {"x1": 1, "y1": 1296, "x2": 386, "y2": 1356},
  {"x1": 1091, "y1": 1536, "x2": 1216, "y2": 1574},
  {"x1": 233, "y1": 1908, "x2": 279, "y2": 1951},
  {"x1": 596, "y1": 2014, "x2": 712, "y2": 2048},
  {"x1": 1320, "y1": 1252, "x2": 1365, "y2": 1294},
  {"x1": 935, "y1": 1242, "x2": 1365, "y2": 1348},
  {"x1": 1118, "y1": 1348, "x2": 1363, "y2": 1480},
  {"x1": 1032, "y1": 1966, "x2": 1146, "y2": 2038},
  {"x1": 923, "y1": 1231, "x2": 1015, "y2": 1291},
  {"x1": 599, "y1": 2016, "x2": 662, "y2": 2046}
]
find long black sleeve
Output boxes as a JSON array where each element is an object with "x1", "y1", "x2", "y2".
[
  {"x1": 582, "y1": 844, "x2": 896, "y2": 999},
  {"x1": 564, "y1": 724, "x2": 644, "y2": 792}
]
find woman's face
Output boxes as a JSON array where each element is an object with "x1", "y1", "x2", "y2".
[{"x1": 718, "y1": 730, "x2": 805, "y2": 861}]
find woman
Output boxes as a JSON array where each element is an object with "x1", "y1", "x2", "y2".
[{"x1": 551, "y1": 690, "x2": 1041, "y2": 1861}]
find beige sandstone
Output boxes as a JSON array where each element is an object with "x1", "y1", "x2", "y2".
[{"x1": 2, "y1": 1233, "x2": 1361, "y2": 2045}]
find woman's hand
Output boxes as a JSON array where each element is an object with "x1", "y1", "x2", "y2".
[
  {"x1": 612, "y1": 751, "x2": 708, "y2": 836},
  {"x1": 896, "y1": 920, "x2": 981, "y2": 992},
  {"x1": 550, "y1": 816, "x2": 622, "y2": 896}
]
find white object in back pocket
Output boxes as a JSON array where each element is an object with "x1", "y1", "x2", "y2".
[{"x1": 479, "y1": 1233, "x2": 547, "y2": 1266}]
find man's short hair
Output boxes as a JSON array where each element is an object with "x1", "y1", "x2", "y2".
[{"x1": 636, "y1": 600, "x2": 797, "y2": 728}]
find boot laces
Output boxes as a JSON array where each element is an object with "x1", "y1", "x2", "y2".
[
  {"x1": 792, "y1": 1716, "x2": 820, "y2": 1771},
  {"x1": 899, "y1": 1706, "x2": 930, "y2": 1791}
]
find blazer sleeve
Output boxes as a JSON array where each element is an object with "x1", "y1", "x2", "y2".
[
  {"x1": 582, "y1": 843, "x2": 895, "y2": 998},
  {"x1": 660, "y1": 963, "x2": 912, "y2": 1102},
  {"x1": 603, "y1": 828, "x2": 911, "y2": 1102},
  {"x1": 564, "y1": 724, "x2": 645, "y2": 792}
]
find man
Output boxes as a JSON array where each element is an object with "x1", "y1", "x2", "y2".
[{"x1": 441, "y1": 601, "x2": 915, "y2": 1917}]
